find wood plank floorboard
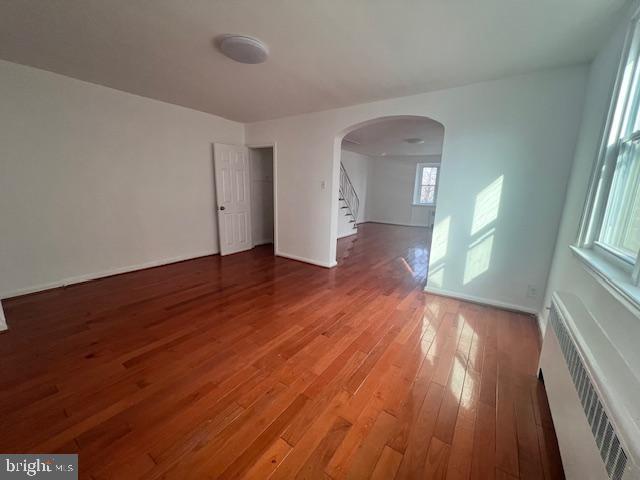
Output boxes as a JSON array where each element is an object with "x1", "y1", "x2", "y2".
[{"x1": 0, "y1": 223, "x2": 564, "y2": 479}]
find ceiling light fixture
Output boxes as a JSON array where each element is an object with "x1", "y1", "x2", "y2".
[
  {"x1": 217, "y1": 35, "x2": 269, "y2": 64},
  {"x1": 405, "y1": 138, "x2": 425, "y2": 144}
]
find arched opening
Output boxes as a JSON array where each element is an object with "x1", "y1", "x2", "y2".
[{"x1": 332, "y1": 115, "x2": 445, "y2": 284}]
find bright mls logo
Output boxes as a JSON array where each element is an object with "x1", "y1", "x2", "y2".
[{"x1": 0, "y1": 455, "x2": 77, "y2": 479}]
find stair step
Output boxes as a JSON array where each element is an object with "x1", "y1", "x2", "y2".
[
  {"x1": 341, "y1": 206, "x2": 349, "y2": 209},
  {"x1": 349, "y1": 219, "x2": 355, "y2": 223}
]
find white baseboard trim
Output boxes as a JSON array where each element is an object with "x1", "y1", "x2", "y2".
[
  {"x1": 424, "y1": 286, "x2": 538, "y2": 315},
  {"x1": 362, "y1": 220, "x2": 432, "y2": 228},
  {"x1": 338, "y1": 230, "x2": 357, "y2": 239},
  {"x1": 0, "y1": 249, "x2": 219, "y2": 300},
  {"x1": 0, "y1": 301, "x2": 7, "y2": 332},
  {"x1": 275, "y1": 251, "x2": 336, "y2": 269}
]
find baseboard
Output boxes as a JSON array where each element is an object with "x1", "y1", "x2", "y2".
[
  {"x1": 0, "y1": 301, "x2": 7, "y2": 332},
  {"x1": 338, "y1": 230, "x2": 357, "y2": 239},
  {"x1": 424, "y1": 285, "x2": 538, "y2": 315},
  {"x1": 275, "y1": 251, "x2": 337, "y2": 269},
  {"x1": 361, "y1": 221, "x2": 432, "y2": 228},
  {"x1": 0, "y1": 249, "x2": 219, "y2": 300}
]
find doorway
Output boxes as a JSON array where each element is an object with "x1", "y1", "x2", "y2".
[
  {"x1": 213, "y1": 143, "x2": 275, "y2": 256},
  {"x1": 335, "y1": 116, "x2": 445, "y2": 280},
  {"x1": 248, "y1": 146, "x2": 275, "y2": 248}
]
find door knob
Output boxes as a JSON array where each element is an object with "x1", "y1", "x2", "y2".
[{"x1": 219, "y1": 206, "x2": 226, "y2": 211}]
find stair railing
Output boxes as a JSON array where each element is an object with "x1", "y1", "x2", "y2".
[{"x1": 339, "y1": 163, "x2": 360, "y2": 229}]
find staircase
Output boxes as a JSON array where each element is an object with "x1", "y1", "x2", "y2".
[{"x1": 339, "y1": 162, "x2": 360, "y2": 230}]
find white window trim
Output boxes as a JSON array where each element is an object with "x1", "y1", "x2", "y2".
[
  {"x1": 574, "y1": 4, "x2": 640, "y2": 317},
  {"x1": 413, "y1": 163, "x2": 440, "y2": 206},
  {"x1": 570, "y1": 246, "x2": 640, "y2": 318}
]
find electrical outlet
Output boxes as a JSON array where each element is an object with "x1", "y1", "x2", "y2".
[
  {"x1": 320, "y1": 180, "x2": 326, "y2": 190},
  {"x1": 526, "y1": 285, "x2": 538, "y2": 299}
]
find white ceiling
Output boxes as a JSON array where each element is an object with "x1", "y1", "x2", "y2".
[
  {"x1": 343, "y1": 117, "x2": 444, "y2": 156},
  {"x1": 0, "y1": 0, "x2": 627, "y2": 123}
]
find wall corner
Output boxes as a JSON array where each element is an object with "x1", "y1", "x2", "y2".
[{"x1": 0, "y1": 300, "x2": 7, "y2": 332}]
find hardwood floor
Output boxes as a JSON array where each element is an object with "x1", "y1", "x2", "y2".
[{"x1": 0, "y1": 223, "x2": 564, "y2": 479}]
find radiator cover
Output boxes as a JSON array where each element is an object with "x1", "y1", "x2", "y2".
[{"x1": 539, "y1": 292, "x2": 639, "y2": 480}]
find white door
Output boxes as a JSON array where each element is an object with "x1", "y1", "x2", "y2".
[{"x1": 213, "y1": 143, "x2": 252, "y2": 255}]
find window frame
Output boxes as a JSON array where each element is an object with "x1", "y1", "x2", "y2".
[
  {"x1": 575, "y1": 6, "x2": 640, "y2": 315},
  {"x1": 412, "y1": 163, "x2": 440, "y2": 206}
]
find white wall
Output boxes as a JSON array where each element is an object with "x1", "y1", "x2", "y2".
[
  {"x1": 0, "y1": 58, "x2": 591, "y2": 316},
  {"x1": 540, "y1": 17, "x2": 640, "y2": 356},
  {"x1": 367, "y1": 155, "x2": 439, "y2": 228},
  {"x1": 247, "y1": 65, "x2": 588, "y2": 310},
  {"x1": 250, "y1": 147, "x2": 274, "y2": 245},
  {"x1": 0, "y1": 60, "x2": 244, "y2": 299},
  {"x1": 0, "y1": 301, "x2": 6, "y2": 331},
  {"x1": 337, "y1": 151, "x2": 438, "y2": 237}
]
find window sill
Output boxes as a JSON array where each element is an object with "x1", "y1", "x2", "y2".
[
  {"x1": 411, "y1": 203, "x2": 436, "y2": 207},
  {"x1": 570, "y1": 245, "x2": 640, "y2": 318}
]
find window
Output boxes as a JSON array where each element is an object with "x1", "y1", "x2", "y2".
[
  {"x1": 413, "y1": 163, "x2": 439, "y2": 205},
  {"x1": 577, "y1": 11, "x2": 640, "y2": 309},
  {"x1": 599, "y1": 139, "x2": 640, "y2": 259}
]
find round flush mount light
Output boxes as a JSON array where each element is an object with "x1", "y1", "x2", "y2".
[
  {"x1": 405, "y1": 138, "x2": 425, "y2": 144},
  {"x1": 217, "y1": 35, "x2": 269, "y2": 64}
]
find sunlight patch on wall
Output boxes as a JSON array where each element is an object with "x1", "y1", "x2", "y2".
[
  {"x1": 463, "y1": 229, "x2": 495, "y2": 284},
  {"x1": 471, "y1": 176, "x2": 503, "y2": 235},
  {"x1": 430, "y1": 216, "x2": 451, "y2": 264}
]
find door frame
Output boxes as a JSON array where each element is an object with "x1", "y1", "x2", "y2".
[{"x1": 246, "y1": 142, "x2": 278, "y2": 255}]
